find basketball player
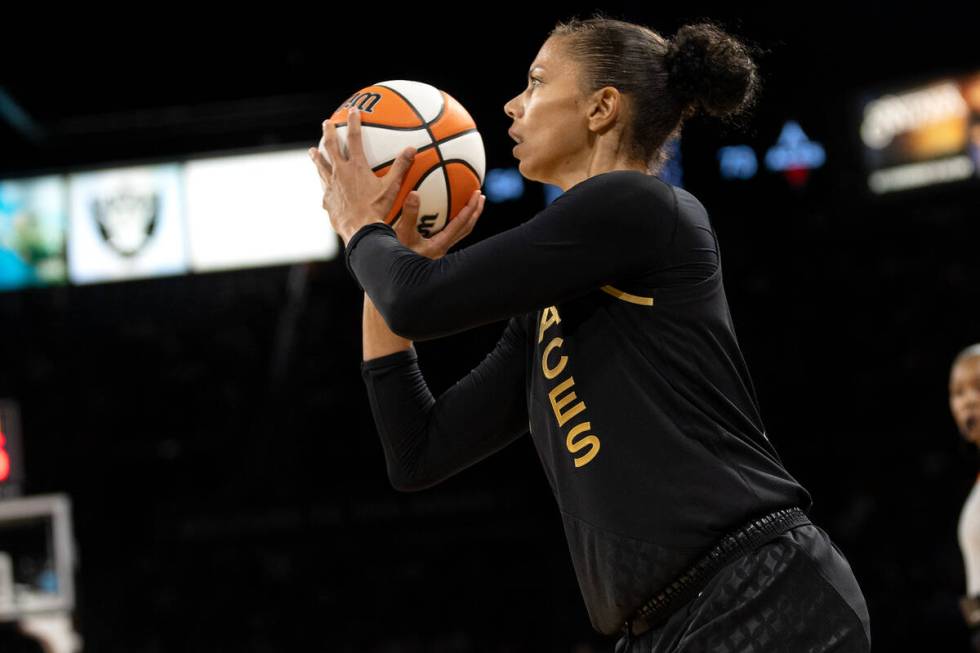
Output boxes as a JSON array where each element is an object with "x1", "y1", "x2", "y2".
[
  {"x1": 310, "y1": 15, "x2": 871, "y2": 652},
  {"x1": 953, "y1": 344, "x2": 980, "y2": 649}
]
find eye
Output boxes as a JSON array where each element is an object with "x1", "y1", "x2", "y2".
[{"x1": 529, "y1": 76, "x2": 542, "y2": 87}]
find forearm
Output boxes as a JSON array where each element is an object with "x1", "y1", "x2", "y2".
[
  {"x1": 345, "y1": 172, "x2": 673, "y2": 341},
  {"x1": 362, "y1": 292, "x2": 412, "y2": 361},
  {"x1": 360, "y1": 317, "x2": 530, "y2": 492},
  {"x1": 361, "y1": 347, "x2": 437, "y2": 491}
]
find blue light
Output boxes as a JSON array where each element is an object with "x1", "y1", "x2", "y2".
[
  {"x1": 718, "y1": 145, "x2": 758, "y2": 180},
  {"x1": 484, "y1": 167, "x2": 525, "y2": 202},
  {"x1": 543, "y1": 183, "x2": 563, "y2": 205},
  {"x1": 658, "y1": 137, "x2": 684, "y2": 187},
  {"x1": 764, "y1": 121, "x2": 826, "y2": 172},
  {"x1": 37, "y1": 568, "x2": 59, "y2": 593}
]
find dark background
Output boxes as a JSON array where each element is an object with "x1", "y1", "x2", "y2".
[{"x1": 2, "y1": 3, "x2": 979, "y2": 651}]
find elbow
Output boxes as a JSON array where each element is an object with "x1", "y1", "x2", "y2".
[
  {"x1": 387, "y1": 467, "x2": 412, "y2": 492},
  {"x1": 373, "y1": 258, "x2": 449, "y2": 341},
  {"x1": 387, "y1": 455, "x2": 440, "y2": 492},
  {"x1": 383, "y1": 301, "x2": 416, "y2": 340},
  {"x1": 383, "y1": 293, "x2": 437, "y2": 342},
  {"x1": 390, "y1": 479, "x2": 422, "y2": 493},
  {"x1": 385, "y1": 455, "x2": 433, "y2": 492},
  {"x1": 388, "y1": 473, "x2": 433, "y2": 493}
]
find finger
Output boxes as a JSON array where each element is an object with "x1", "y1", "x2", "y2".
[
  {"x1": 394, "y1": 191, "x2": 421, "y2": 242},
  {"x1": 379, "y1": 146, "x2": 418, "y2": 212},
  {"x1": 308, "y1": 147, "x2": 333, "y2": 184},
  {"x1": 469, "y1": 190, "x2": 484, "y2": 214},
  {"x1": 385, "y1": 146, "x2": 417, "y2": 189},
  {"x1": 316, "y1": 134, "x2": 335, "y2": 168},
  {"x1": 450, "y1": 192, "x2": 483, "y2": 243},
  {"x1": 346, "y1": 108, "x2": 367, "y2": 166},
  {"x1": 473, "y1": 194, "x2": 486, "y2": 222},
  {"x1": 459, "y1": 192, "x2": 485, "y2": 235},
  {"x1": 434, "y1": 191, "x2": 481, "y2": 245},
  {"x1": 451, "y1": 191, "x2": 480, "y2": 227},
  {"x1": 322, "y1": 119, "x2": 345, "y2": 164}
]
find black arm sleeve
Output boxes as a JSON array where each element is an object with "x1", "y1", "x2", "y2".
[
  {"x1": 345, "y1": 170, "x2": 674, "y2": 341},
  {"x1": 360, "y1": 315, "x2": 529, "y2": 492}
]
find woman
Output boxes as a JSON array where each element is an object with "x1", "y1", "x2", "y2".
[
  {"x1": 953, "y1": 344, "x2": 980, "y2": 649},
  {"x1": 309, "y1": 15, "x2": 871, "y2": 652}
]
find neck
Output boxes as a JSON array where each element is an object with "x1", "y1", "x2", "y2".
[{"x1": 552, "y1": 130, "x2": 650, "y2": 191}]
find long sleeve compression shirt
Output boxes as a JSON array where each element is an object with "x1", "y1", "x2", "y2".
[{"x1": 354, "y1": 170, "x2": 813, "y2": 635}]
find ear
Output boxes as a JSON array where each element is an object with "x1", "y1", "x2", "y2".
[{"x1": 587, "y1": 86, "x2": 625, "y2": 135}]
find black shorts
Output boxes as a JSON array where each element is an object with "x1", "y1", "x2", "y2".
[{"x1": 614, "y1": 523, "x2": 871, "y2": 652}]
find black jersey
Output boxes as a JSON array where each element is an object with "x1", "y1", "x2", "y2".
[{"x1": 349, "y1": 170, "x2": 813, "y2": 636}]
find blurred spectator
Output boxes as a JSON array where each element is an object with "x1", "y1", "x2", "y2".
[
  {"x1": 969, "y1": 123, "x2": 980, "y2": 176},
  {"x1": 952, "y1": 343, "x2": 980, "y2": 650}
]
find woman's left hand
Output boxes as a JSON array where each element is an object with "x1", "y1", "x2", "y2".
[{"x1": 307, "y1": 107, "x2": 417, "y2": 246}]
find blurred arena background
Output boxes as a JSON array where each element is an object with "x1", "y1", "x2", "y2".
[{"x1": 1, "y1": 2, "x2": 979, "y2": 651}]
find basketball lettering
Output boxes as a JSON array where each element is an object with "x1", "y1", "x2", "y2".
[
  {"x1": 416, "y1": 213, "x2": 438, "y2": 237},
  {"x1": 348, "y1": 92, "x2": 381, "y2": 113}
]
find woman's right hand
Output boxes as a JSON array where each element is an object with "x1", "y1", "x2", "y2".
[{"x1": 392, "y1": 189, "x2": 486, "y2": 259}]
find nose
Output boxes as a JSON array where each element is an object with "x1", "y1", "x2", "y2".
[
  {"x1": 959, "y1": 387, "x2": 980, "y2": 411},
  {"x1": 504, "y1": 93, "x2": 522, "y2": 120}
]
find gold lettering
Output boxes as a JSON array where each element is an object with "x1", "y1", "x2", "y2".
[
  {"x1": 548, "y1": 377, "x2": 586, "y2": 427},
  {"x1": 566, "y1": 422, "x2": 600, "y2": 468},
  {"x1": 538, "y1": 306, "x2": 561, "y2": 344},
  {"x1": 541, "y1": 337, "x2": 567, "y2": 380},
  {"x1": 536, "y1": 304, "x2": 601, "y2": 468}
]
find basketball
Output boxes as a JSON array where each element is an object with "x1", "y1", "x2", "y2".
[{"x1": 319, "y1": 80, "x2": 486, "y2": 237}]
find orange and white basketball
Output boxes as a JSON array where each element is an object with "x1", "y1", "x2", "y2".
[{"x1": 319, "y1": 80, "x2": 486, "y2": 237}]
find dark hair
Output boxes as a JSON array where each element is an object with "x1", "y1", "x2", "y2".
[{"x1": 548, "y1": 13, "x2": 763, "y2": 174}]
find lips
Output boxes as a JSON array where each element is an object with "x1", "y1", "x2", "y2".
[{"x1": 508, "y1": 128, "x2": 523, "y2": 143}]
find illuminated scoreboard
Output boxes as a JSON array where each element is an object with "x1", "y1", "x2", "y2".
[
  {"x1": 860, "y1": 71, "x2": 980, "y2": 194},
  {"x1": 0, "y1": 401, "x2": 23, "y2": 497}
]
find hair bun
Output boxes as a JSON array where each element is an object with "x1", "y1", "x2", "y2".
[{"x1": 664, "y1": 22, "x2": 761, "y2": 120}]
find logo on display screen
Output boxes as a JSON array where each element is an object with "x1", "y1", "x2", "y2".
[{"x1": 92, "y1": 189, "x2": 161, "y2": 257}]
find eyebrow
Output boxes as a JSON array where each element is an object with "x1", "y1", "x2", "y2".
[{"x1": 528, "y1": 65, "x2": 545, "y2": 77}]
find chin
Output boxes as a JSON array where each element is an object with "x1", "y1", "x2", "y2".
[{"x1": 517, "y1": 160, "x2": 537, "y2": 183}]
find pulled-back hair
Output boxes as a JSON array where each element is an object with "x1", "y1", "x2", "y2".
[{"x1": 549, "y1": 13, "x2": 763, "y2": 174}]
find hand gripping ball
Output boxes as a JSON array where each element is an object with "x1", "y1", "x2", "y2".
[{"x1": 319, "y1": 80, "x2": 486, "y2": 237}]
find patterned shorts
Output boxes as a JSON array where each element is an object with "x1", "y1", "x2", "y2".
[{"x1": 613, "y1": 523, "x2": 871, "y2": 653}]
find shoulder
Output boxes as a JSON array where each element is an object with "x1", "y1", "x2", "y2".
[
  {"x1": 523, "y1": 171, "x2": 680, "y2": 246},
  {"x1": 671, "y1": 184, "x2": 709, "y2": 220},
  {"x1": 551, "y1": 171, "x2": 677, "y2": 222},
  {"x1": 566, "y1": 170, "x2": 675, "y2": 200}
]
